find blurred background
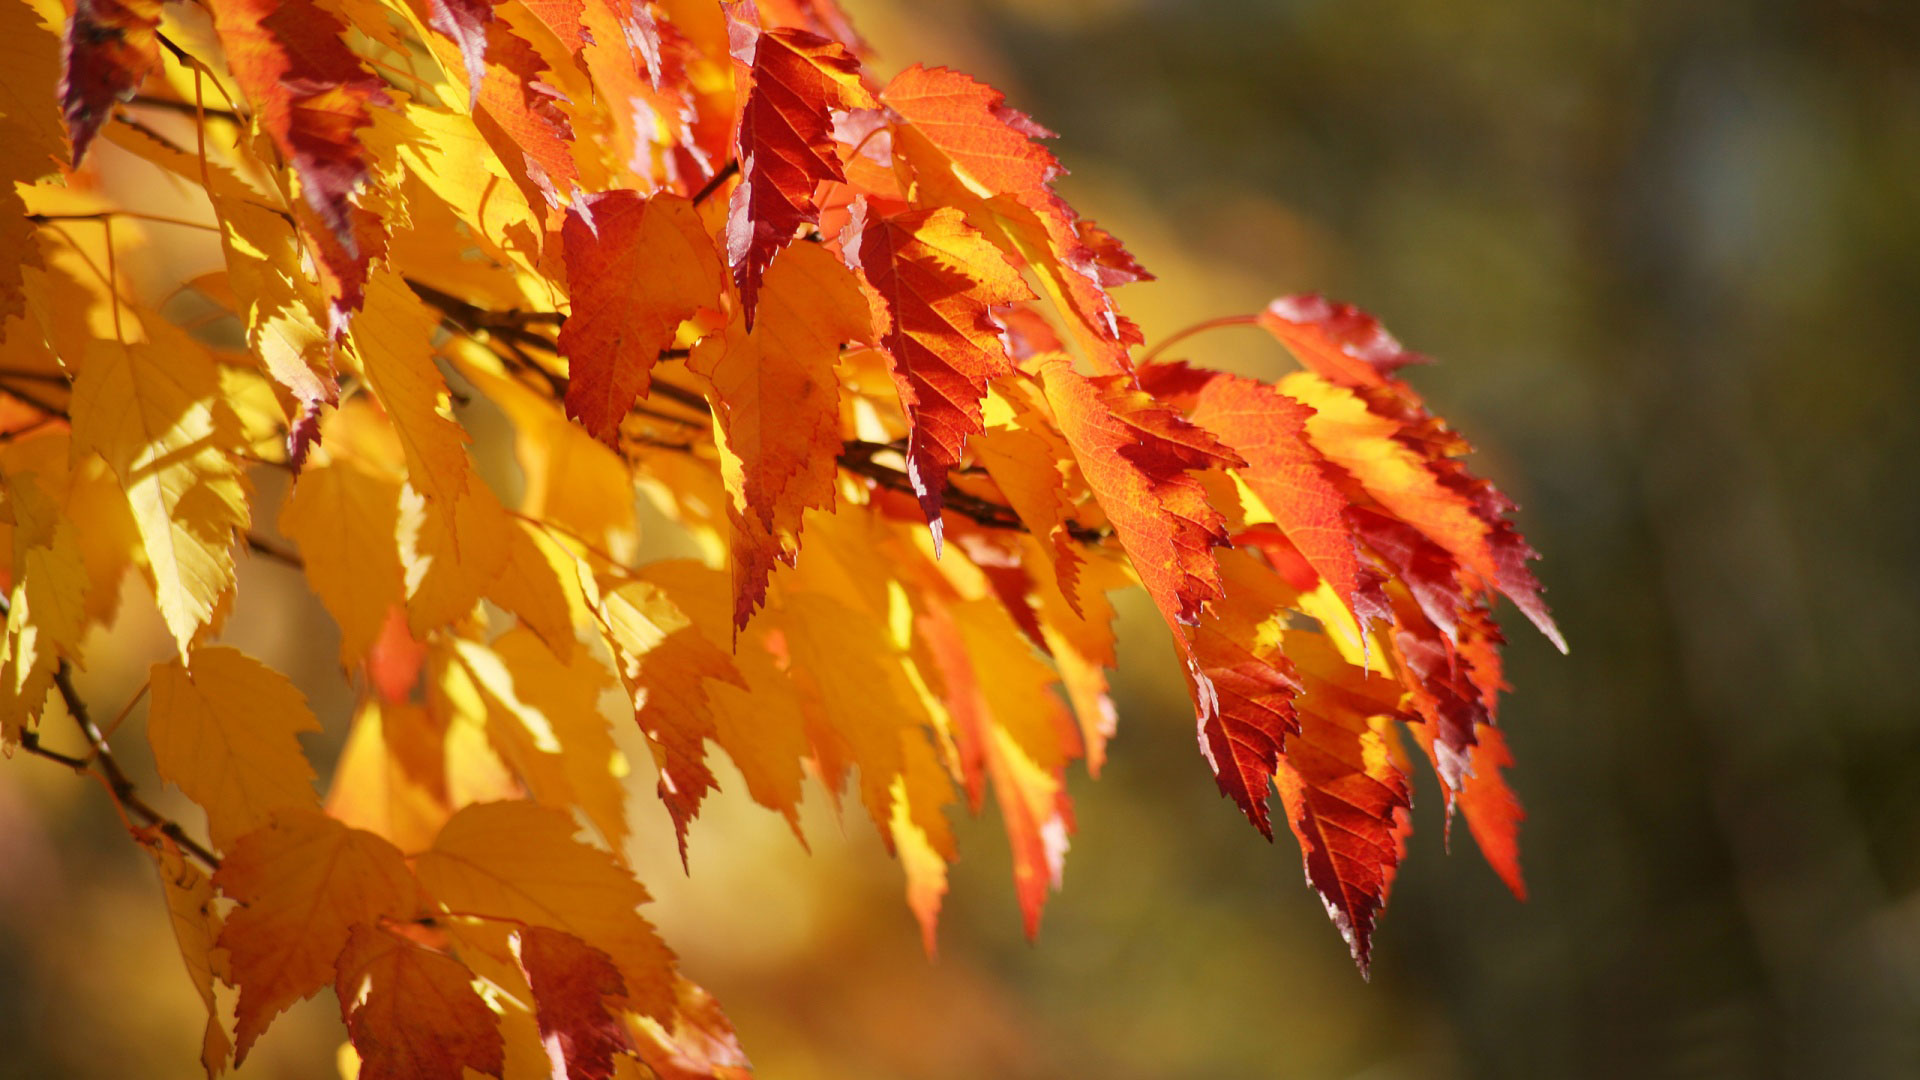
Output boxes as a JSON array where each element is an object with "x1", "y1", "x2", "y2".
[{"x1": 4, "y1": 0, "x2": 1918, "y2": 1076}]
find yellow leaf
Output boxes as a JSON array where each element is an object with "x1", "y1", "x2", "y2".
[
  {"x1": 349, "y1": 271, "x2": 470, "y2": 513},
  {"x1": 447, "y1": 629, "x2": 629, "y2": 854},
  {"x1": 145, "y1": 838, "x2": 234, "y2": 1079},
  {"x1": 148, "y1": 647, "x2": 321, "y2": 851},
  {"x1": 69, "y1": 339, "x2": 250, "y2": 653},
  {"x1": 280, "y1": 456, "x2": 406, "y2": 664},
  {"x1": 414, "y1": 801, "x2": 676, "y2": 1020},
  {"x1": 324, "y1": 698, "x2": 450, "y2": 853}
]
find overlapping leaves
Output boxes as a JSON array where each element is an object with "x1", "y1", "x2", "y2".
[{"x1": 0, "y1": 0, "x2": 1559, "y2": 1075}]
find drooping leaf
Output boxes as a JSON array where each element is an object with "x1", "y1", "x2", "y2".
[
  {"x1": 841, "y1": 201, "x2": 1033, "y2": 540},
  {"x1": 519, "y1": 927, "x2": 633, "y2": 1080},
  {"x1": 413, "y1": 801, "x2": 677, "y2": 1020},
  {"x1": 58, "y1": 0, "x2": 163, "y2": 163},
  {"x1": 202, "y1": 0, "x2": 389, "y2": 327},
  {"x1": 69, "y1": 339, "x2": 251, "y2": 653},
  {"x1": 559, "y1": 190, "x2": 722, "y2": 444},
  {"x1": 334, "y1": 923, "x2": 506, "y2": 1080},
  {"x1": 722, "y1": 3, "x2": 873, "y2": 324},
  {"x1": 687, "y1": 241, "x2": 869, "y2": 623},
  {"x1": 148, "y1": 647, "x2": 322, "y2": 851},
  {"x1": 144, "y1": 838, "x2": 233, "y2": 1079},
  {"x1": 214, "y1": 809, "x2": 423, "y2": 1061}
]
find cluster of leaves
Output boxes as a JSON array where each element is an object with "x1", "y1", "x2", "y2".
[{"x1": 0, "y1": 0, "x2": 1563, "y2": 1075}]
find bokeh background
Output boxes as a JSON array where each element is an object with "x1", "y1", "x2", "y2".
[{"x1": 4, "y1": 0, "x2": 1919, "y2": 1076}]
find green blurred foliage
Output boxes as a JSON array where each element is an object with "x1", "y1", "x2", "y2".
[{"x1": 3, "y1": 2, "x2": 1916, "y2": 1077}]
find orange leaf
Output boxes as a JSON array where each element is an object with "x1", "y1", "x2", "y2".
[
  {"x1": 1144, "y1": 361, "x2": 1365, "y2": 621},
  {"x1": 147, "y1": 647, "x2": 322, "y2": 851},
  {"x1": 688, "y1": 241, "x2": 869, "y2": 624},
  {"x1": 214, "y1": 809, "x2": 423, "y2": 1062},
  {"x1": 413, "y1": 801, "x2": 677, "y2": 1020},
  {"x1": 559, "y1": 191, "x2": 722, "y2": 443},
  {"x1": 1032, "y1": 355, "x2": 1239, "y2": 633}
]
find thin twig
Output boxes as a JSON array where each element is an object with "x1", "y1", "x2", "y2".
[
  {"x1": 691, "y1": 159, "x2": 740, "y2": 207},
  {"x1": 245, "y1": 533, "x2": 305, "y2": 568},
  {"x1": 52, "y1": 664, "x2": 221, "y2": 870}
]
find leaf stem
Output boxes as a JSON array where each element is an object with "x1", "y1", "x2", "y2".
[{"x1": 1138, "y1": 314, "x2": 1259, "y2": 365}]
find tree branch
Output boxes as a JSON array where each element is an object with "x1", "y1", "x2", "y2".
[
  {"x1": 403, "y1": 277, "x2": 1115, "y2": 545},
  {"x1": 50, "y1": 663, "x2": 221, "y2": 871}
]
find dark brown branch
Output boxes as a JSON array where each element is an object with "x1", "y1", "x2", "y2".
[
  {"x1": 691, "y1": 159, "x2": 740, "y2": 207},
  {"x1": 0, "y1": 381, "x2": 70, "y2": 420},
  {"x1": 245, "y1": 533, "x2": 304, "y2": 568},
  {"x1": 127, "y1": 95, "x2": 243, "y2": 124},
  {"x1": 402, "y1": 276, "x2": 1114, "y2": 545},
  {"x1": 52, "y1": 664, "x2": 221, "y2": 871}
]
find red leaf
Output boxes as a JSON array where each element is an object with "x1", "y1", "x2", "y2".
[
  {"x1": 59, "y1": 0, "x2": 163, "y2": 164},
  {"x1": 334, "y1": 924, "x2": 506, "y2": 1080},
  {"x1": 520, "y1": 927, "x2": 633, "y2": 1080},
  {"x1": 723, "y1": 3, "x2": 873, "y2": 326},
  {"x1": 1277, "y1": 632, "x2": 1412, "y2": 976},
  {"x1": 1032, "y1": 355, "x2": 1240, "y2": 631},
  {"x1": 842, "y1": 201, "x2": 1033, "y2": 540},
  {"x1": 1188, "y1": 551, "x2": 1303, "y2": 838},
  {"x1": 558, "y1": 190, "x2": 722, "y2": 443},
  {"x1": 1258, "y1": 293, "x2": 1429, "y2": 390},
  {"x1": 204, "y1": 0, "x2": 389, "y2": 328}
]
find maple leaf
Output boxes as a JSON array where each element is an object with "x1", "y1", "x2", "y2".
[
  {"x1": 723, "y1": 2, "x2": 874, "y2": 325},
  {"x1": 335, "y1": 923, "x2": 507, "y2": 1080},
  {"x1": 559, "y1": 190, "x2": 722, "y2": 444},
  {"x1": 841, "y1": 201, "x2": 1034, "y2": 540}
]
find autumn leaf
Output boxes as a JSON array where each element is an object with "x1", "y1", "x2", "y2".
[
  {"x1": 148, "y1": 646, "x2": 322, "y2": 851},
  {"x1": 69, "y1": 338, "x2": 250, "y2": 654},
  {"x1": 413, "y1": 801, "x2": 677, "y2": 1020},
  {"x1": 559, "y1": 190, "x2": 722, "y2": 444},
  {"x1": 520, "y1": 927, "x2": 634, "y2": 1080},
  {"x1": 215, "y1": 809, "x2": 423, "y2": 1061},
  {"x1": 202, "y1": 0, "x2": 389, "y2": 327},
  {"x1": 335, "y1": 923, "x2": 506, "y2": 1080},
  {"x1": 2, "y1": 3, "x2": 1569, "y2": 1069},
  {"x1": 145, "y1": 837, "x2": 233, "y2": 1078},
  {"x1": 723, "y1": 2, "x2": 874, "y2": 324},
  {"x1": 687, "y1": 240, "x2": 869, "y2": 623},
  {"x1": 58, "y1": 0, "x2": 162, "y2": 163},
  {"x1": 842, "y1": 201, "x2": 1034, "y2": 540}
]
